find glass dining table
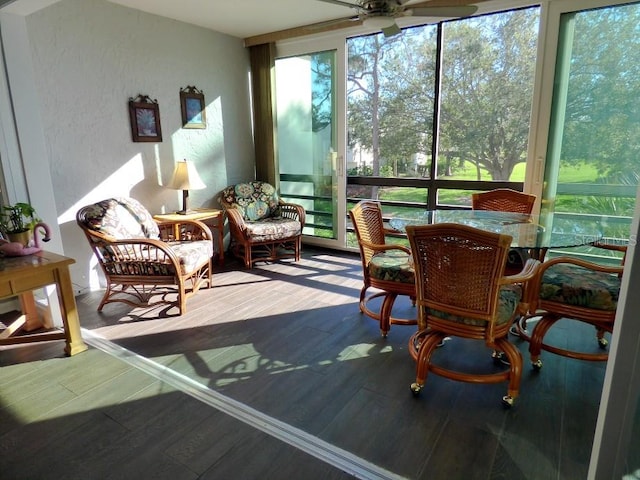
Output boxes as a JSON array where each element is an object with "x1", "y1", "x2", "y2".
[{"x1": 388, "y1": 209, "x2": 604, "y2": 260}]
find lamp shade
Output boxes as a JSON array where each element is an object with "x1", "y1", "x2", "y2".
[
  {"x1": 167, "y1": 159, "x2": 206, "y2": 214},
  {"x1": 168, "y1": 160, "x2": 206, "y2": 191}
]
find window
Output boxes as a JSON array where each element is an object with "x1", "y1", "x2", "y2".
[{"x1": 346, "y1": 7, "x2": 540, "y2": 222}]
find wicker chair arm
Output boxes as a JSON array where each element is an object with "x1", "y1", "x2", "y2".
[
  {"x1": 93, "y1": 237, "x2": 183, "y2": 272},
  {"x1": 279, "y1": 202, "x2": 306, "y2": 226},
  {"x1": 359, "y1": 239, "x2": 411, "y2": 255},
  {"x1": 537, "y1": 256, "x2": 624, "y2": 277},
  {"x1": 155, "y1": 219, "x2": 213, "y2": 241},
  {"x1": 591, "y1": 240, "x2": 628, "y2": 265},
  {"x1": 223, "y1": 207, "x2": 252, "y2": 242},
  {"x1": 591, "y1": 241, "x2": 628, "y2": 254}
]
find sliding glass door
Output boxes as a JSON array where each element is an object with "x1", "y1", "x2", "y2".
[
  {"x1": 529, "y1": 1, "x2": 640, "y2": 477},
  {"x1": 275, "y1": 46, "x2": 345, "y2": 247},
  {"x1": 535, "y1": 1, "x2": 640, "y2": 259}
]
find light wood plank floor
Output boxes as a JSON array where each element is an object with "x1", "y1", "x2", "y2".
[{"x1": 1, "y1": 247, "x2": 638, "y2": 479}]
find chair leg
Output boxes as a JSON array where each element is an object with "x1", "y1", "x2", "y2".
[
  {"x1": 97, "y1": 282, "x2": 113, "y2": 311},
  {"x1": 411, "y1": 332, "x2": 445, "y2": 395},
  {"x1": 358, "y1": 284, "x2": 369, "y2": 315},
  {"x1": 496, "y1": 338, "x2": 522, "y2": 407},
  {"x1": 379, "y1": 292, "x2": 397, "y2": 337},
  {"x1": 528, "y1": 313, "x2": 560, "y2": 370},
  {"x1": 595, "y1": 327, "x2": 609, "y2": 348},
  {"x1": 178, "y1": 282, "x2": 187, "y2": 315},
  {"x1": 244, "y1": 245, "x2": 252, "y2": 268},
  {"x1": 206, "y1": 260, "x2": 213, "y2": 288}
]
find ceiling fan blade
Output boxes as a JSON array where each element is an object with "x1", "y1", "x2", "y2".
[
  {"x1": 407, "y1": 0, "x2": 489, "y2": 7},
  {"x1": 307, "y1": 15, "x2": 362, "y2": 30},
  {"x1": 410, "y1": 5, "x2": 478, "y2": 17},
  {"x1": 314, "y1": 0, "x2": 360, "y2": 9}
]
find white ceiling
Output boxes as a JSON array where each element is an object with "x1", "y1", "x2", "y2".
[
  {"x1": 108, "y1": 0, "x2": 367, "y2": 39},
  {"x1": 106, "y1": 0, "x2": 522, "y2": 41},
  {"x1": 3, "y1": 0, "x2": 531, "y2": 42}
]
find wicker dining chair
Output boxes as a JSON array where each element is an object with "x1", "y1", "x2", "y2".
[
  {"x1": 521, "y1": 242, "x2": 626, "y2": 370},
  {"x1": 349, "y1": 200, "x2": 416, "y2": 337},
  {"x1": 406, "y1": 223, "x2": 539, "y2": 407},
  {"x1": 472, "y1": 188, "x2": 538, "y2": 273},
  {"x1": 471, "y1": 188, "x2": 537, "y2": 214}
]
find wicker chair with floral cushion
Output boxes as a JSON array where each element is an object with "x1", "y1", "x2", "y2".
[
  {"x1": 522, "y1": 242, "x2": 626, "y2": 370},
  {"x1": 349, "y1": 200, "x2": 417, "y2": 337},
  {"x1": 406, "y1": 223, "x2": 539, "y2": 407},
  {"x1": 76, "y1": 197, "x2": 213, "y2": 315},
  {"x1": 219, "y1": 181, "x2": 305, "y2": 268}
]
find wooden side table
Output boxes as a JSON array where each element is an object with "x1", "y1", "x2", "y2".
[
  {"x1": 153, "y1": 208, "x2": 225, "y2": 264},
  {"x1": 0, "y1": 251, "x2": 88, "y2": 356}
]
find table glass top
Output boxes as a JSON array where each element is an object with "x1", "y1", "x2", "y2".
[{"x1": 389, "y1": 210, "x2": 604, "y2": 250}]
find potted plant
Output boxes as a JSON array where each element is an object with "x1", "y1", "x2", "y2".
[{"x1": 0, "y1": 202, "x2": 41, "y2": 246}]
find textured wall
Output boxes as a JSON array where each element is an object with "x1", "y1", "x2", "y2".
[{"x1": 19, "y1": 0, "x2": 255, "y2": 291}]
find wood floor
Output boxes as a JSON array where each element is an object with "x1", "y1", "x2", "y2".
[{"x1": 1, "y1": 246, "x2": 637, "y2": 479}]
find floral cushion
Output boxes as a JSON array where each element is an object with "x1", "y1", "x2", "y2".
[
  {"x1": 168, "y1": 240, "x2": 214, "y2": 274},
  {"x1": 539, "y1": 263, "x2": 621, "y2": 311},
  {"x1": 427, "y1": 284, "x2": 522, "y2": 327},
  {"x1": 245, "y1": 217, "x2": 301, "y2": 242},
  {"x1": 369, "y1": 250, "x2": 414, "y2": 284},
  {"x1": 79, "y1": 197, "x2": 160, "y2": 240},
  {"x1": 219, "y1": 181, "x2": 280, "y2": 221}
]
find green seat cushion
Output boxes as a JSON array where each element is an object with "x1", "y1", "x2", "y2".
[
  {"x1": 540, "y1": 263, "x2": 621, "y2": 311},
  {"x1": 368, "y1": 250, "x2": 414, "y2": 284}
]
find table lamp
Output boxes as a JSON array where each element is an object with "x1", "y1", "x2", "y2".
[{"x1": 167, "y1": 159, "x2": 206, "y2": 214}]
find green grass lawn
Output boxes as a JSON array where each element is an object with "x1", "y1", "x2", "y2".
[
  {"x1": 378, "y1": 160, "x2": 614, "y2": 208},
  {"x1": 444, "y1": 160, "x2": 599, "y2": 183}
]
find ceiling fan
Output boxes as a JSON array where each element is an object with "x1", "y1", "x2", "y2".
[{"x1": 314, "y1": 0, "x2": 480, "y2": 36}]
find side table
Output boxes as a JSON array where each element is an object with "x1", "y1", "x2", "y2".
[
  {"x1": 153, "y1": 208, "x2": 225, "y2": 264},
  {"x1": 0, "y1": 251, "x2": 88, "y2": 356}
]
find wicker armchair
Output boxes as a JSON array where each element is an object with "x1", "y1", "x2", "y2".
[
  {"x1": 406, "y1": 223, "x2": 539, "y2": 407},
  {"x1": 521, "y1": 242, "x2": 626, "y2": 370},
  {"x1": 349, "y1": 200, "x2": 416, "y2": 337},
  {"x1": 76, "y1": 197, "x2": 213, "y2": 315},
  {"x1": 219, "y1": 181, "x2": 305, "y2": 268}
]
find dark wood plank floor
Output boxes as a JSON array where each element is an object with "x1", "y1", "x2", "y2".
[{"x1": 1, "y1": 246, "x2": 636, "y2": 479}]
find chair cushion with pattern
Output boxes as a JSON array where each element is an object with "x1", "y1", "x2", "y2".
[
  {"x1": 168, "y1": 240, "x2": 214, "y2": 274},
  {"x1": 428, "y1": 284, "x2": 522, "y2": 327},
  {"x1": 219, "y1": 181, "x2": 280, "y2": 221},
  {"x1": 245, "y1": 217, "x2": 301, "y2": 242},
  {"x1": 369, "y1": 250, "x2": 415, "y2": 284},
  {"x1": 539, "y1": 263, "x2": 621, "y2": 311},
  {"x1": 78, "y1": 197, "x2": 160, "y2": 240}
]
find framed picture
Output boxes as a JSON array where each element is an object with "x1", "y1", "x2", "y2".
[
  {"x1": 128, "y1": 94, "x2": 162, "y2": 142},
  {"x1": 180, "y1": 86, "x2": 206, "y2": 129}
]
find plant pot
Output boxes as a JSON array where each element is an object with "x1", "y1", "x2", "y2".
[{"x1": 7, "y1": 230, "x2": 32, "y2": 247}]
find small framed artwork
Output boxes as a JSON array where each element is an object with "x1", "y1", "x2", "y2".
[
  {"x1": 128, "y1": 94, "x2": 162, "y2": 142},
  {"x1": 180, "y1": 86, "x2": 206, "y2": 129}
]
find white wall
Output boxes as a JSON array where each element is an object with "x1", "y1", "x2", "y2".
[{"x1": 1, "y1": 0, "x2": 255, "y2": 292}]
